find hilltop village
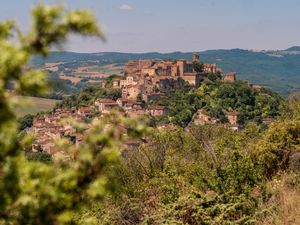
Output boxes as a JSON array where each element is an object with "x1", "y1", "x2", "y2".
[{"x1": 27, "y1": 54, "x2": 269, "y2": 155}]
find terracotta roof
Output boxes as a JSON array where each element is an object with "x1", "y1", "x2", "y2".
[
  {"x1": 204, "y1": 64, "x2": 216, "y2": 68},
  {"x1": 79, "y1": 107, "x2": 93, "y2": 113},
  {"x1": 97, "y1": 99, "x2": 117, "y2": 104},
  {"x1": 148, "y1": 105, "x2": 167, "y2": 110},
  {"x1": 227, "y1": 111, "x2": 239, "y2": 116},
  {"x1": 252, "y1": 85, "x2": 263, "y2": 91},
  {"x1": 226, "y1": 72, "x2": 236, "y2": 77},
  {"x1": 75, "y1": 134, "x2": 83, "y2": 141},
  {"x1": 117, "y1": 98, "x2": 137, "y2": 104}
]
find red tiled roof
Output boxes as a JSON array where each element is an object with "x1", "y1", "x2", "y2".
[
  {"x1": 79, "y1": 107, "x2": 93, "y2": 113},
  {"x1": 148, "y1": 105, "x2": 167, "y2": 110},
  {"x1": 204, "y1": 64, "x2": 216, "y2": 68},
  {"x1": 97, "y1": 99, "x2": 117, "y2": 104},
  {"x1": 117, "y1": 98, "x2": 137, "y2": 104}
]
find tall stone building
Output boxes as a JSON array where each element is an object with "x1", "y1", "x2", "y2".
[{"x1": 192, "y1": 53, "x2": 200, "y2": 62}]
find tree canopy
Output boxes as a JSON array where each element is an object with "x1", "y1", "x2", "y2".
[{"x1": 154, "y1": 80, "x2": 283, "y2": 127}]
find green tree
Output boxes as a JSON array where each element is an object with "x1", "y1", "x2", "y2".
[
  {"x1": 193, "y1": 60, "x2": 204, "y2": 73},
  {"x1": 18, "y1": 114, "x2": 34, "y2": 131}
]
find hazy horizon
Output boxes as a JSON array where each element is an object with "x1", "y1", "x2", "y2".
[
  {"x1": 1, "y1": 0, "x2": 300, "y2": 53},
  {"x1": 48, "y1": 46, "x2": 299, "y2": 54}
]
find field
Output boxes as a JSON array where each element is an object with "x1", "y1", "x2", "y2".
[
  {"x1": 96, "y1": 64, "x2": 124, "y2": 75},
  {"x1": 53, "y1": 63, "x2": 124, "y2": 84},
  {"x1": 59, "y1": 75, "x2": 82, "y2": 84},
  {"x1": 15, "y1": 96, "x2": 59, "y2": 118},
  {"x1": 73, "y1": 64, "x2": 123, "y2": 77}
]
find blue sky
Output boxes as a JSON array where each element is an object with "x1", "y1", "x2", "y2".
[{"x1": 1, "y1": 0, "x2": 300, "y2": 52}]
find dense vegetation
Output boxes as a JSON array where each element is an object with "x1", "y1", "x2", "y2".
[
  {"x1": 56, "y1": 85, "x2": 121, "y2": 109},
  {"x1": 52, "y1": 75, "x2": 283, "y2": 128},
  {"x1": 18, "y1": 114, "x2": 34, "y2": 131},
  {"x1": 50, "y1": 82, "x2": 300, "y2": 225},
  {"x1": 77, "y1": 104, "x2": 300, "y2": 224},
  {"x1": 155, "y1": 79, "x2": 283, "y2": 127}
]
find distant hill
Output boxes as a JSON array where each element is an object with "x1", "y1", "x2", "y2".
[
  {"x1": 285, "y1": 46, "x2": 300, "y2": 52},
  {"x1": 33, "y1": 47, "x2": 300, "y2": 96}
]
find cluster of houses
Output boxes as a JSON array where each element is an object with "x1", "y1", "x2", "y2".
[
  {"x1": 94, "y1": 98, "x2": 168, "y2": 118},
  {"x1": 28, "y1": 97, "x2": 170, "y2": 155},
  {"x1": 28, "y1": 97, "x2": 244, "y2": 157},
  {"x1": 111, "y1": 53, "x2": 255, "y2": 102},
  {"x1": 29, "y1": 53, "x2": 270, "y2": 156},
  {"x1": 29, "y1": 108, "x2": 85, "y2": 155},
  {"x1": 112, "y1": 53, "x2": 223, "y2": 101}
]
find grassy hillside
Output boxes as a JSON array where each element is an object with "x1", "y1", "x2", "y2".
[{"x1": 15, "y1": 96, "x2": 59, "y2": 117}]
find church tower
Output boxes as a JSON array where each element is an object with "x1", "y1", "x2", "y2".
[{"x1": 192, "y1": 53, "x2": 200, "y2": 62}]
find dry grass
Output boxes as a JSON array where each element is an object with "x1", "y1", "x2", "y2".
[{"x1": 259, "y1": 173, "x2": 300, "y2": 225}]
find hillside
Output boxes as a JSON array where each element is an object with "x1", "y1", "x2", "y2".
[
  {"x1": 15, "y1": 96, "x2": 59, "y2": 117},
  {"x1": 33, "y1": 47, "x2": 300, "y2": 96},
  {"x1": 285, "y1": 46, "x2": 300, "y2": 52}
]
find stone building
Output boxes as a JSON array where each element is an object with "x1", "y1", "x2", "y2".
[
  {"x1": 194, "y1": 109, "x2": 219, "y2": 125},
  {"x1": 192, "y1": 53, "x2": 200, "y2": 62},
  {"x1": 123, "y1": 54, "x2": 204, "y2": 87},
  {"x1": 95, "y1": 99, "x2": 119, "y2": 114},
  {"x1": 142, "y1": 93, "x2": 162, "y2": 102},
  {"x1": 224, "y1": 72, "x2": 237, "y2": 82},
  {"x1": 226, "y1": 111, "x2": 239, "y2": 125},
  {"x1": 124, "y1": 60, "x2": 154, "y2": 76},
  {"x1": 147, "y1": 105, "x2": 169, "y2": 117},
  {"x1": 203, "y1": 64, "x2": 218, "y2": 74},
  {"x1": 77, "y1": 107, "x2": 93, "y2": 118},
  {"x1": 122, "y1": 85, "x2": 141, "y2": 100}
]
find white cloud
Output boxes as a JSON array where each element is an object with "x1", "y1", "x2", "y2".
[{"x1": 119, "y1": 4, "x2": 133, "y2": 11}]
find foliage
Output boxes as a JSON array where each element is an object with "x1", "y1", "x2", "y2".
[
  {"x1": 255, "y1": 120, "x2": 300, "y2": 178},
  {"x1": 0, "y1": 4, "x2": 146, "y2": 225},
  {"x1": 283, "y1": 91, "x2": 300, "y2": 120},
  {"x1": 18, "y1": 114, "x2": 34, "y2": 131},
  {"x1": 155, "y1": 80, "x2": 283, "y2": 127},
  {"x1": 79, "y1": 96, "x2": 300, "y2": 224},
  {"x1": 25, "y1": 152, "x2": 52, "y2": 164},
  {"x1": 192, "y1": 60, "x2": 204, "y2": 73},
  {"x1": 76, "y1": 125, "x2": 257, "y2": 224},
  {"x1": 57, "y1": 85, "x2": 122, "y2": 109},
  {"x1": 83, "y1": 119, "x2": 300, "y2": 224}
]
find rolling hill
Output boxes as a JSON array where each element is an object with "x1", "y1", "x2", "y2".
[{"x1": 32, "y1": 47, "x2": 300, "y2": 96}]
